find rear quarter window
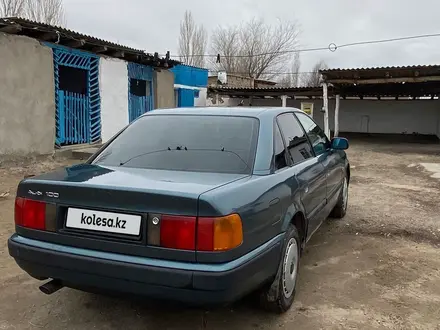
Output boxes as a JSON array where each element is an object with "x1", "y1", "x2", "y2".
[{"x1": 92, "y1": 115, "x2": 259, "y2": 174}]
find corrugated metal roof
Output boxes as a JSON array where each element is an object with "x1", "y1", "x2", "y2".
[
  {"x1": 208, "y1": 74, "x2": 277, "y2": 85},
  {"x1": 176, "y1": 64, "x2": 209, "y2": 70},
  {"x1": 0, "y1": 17, "x2": 142, "y2": 52},
  {"x1": 210, "y1": 86, "x2": 322, "y2": 91},
  {"x1": 208, "y1": 81, "x2": 440, "y2": 98},
  {"x1": 321, "y1": 64, "x2": 440, "y2": 72},
  {"x1": 0, "y1": 17, "x2": 179, "y2": 68},
  {"x1": 320, "y1": 64, "x2": 440, "y2": 84},
  {"x1": 208, "y1": 85, "x2": 325, "y2": 97}
]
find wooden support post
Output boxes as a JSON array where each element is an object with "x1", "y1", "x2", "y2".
[
  {"x1": 437, "y1": 99, "x2": 440, "y2": 139},
  {"x1": 37, "y1": 32, "x2": 57, "y2": 41},
  {"x1": 323, "y1": 83, "x2": 330, "y2": 138},
  {"x1": 281, "y1": 95, "x2": 287, "y2": 107},
  {"x1": 334, "y1": 94, "x2": 340, "y2": 137},
  {"x1": 0, "y1": 24, "x2": 22, "y2": 34},
  {"x1": 91, "y1": 46, "x2": 108, "y2": 53},
  {"x1": 111, "y1": 51, "x2": 125, "y2": 58},
  {"x1": 65, "y1": 39, "x2": 86, "y2": 48}
]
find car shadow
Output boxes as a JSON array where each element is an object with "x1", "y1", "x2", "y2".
[
  {"x1": 69, "y1": 290, "x2": 281, "y2": 329},
  {"x1": 50, "y1": 228, "x2": 336, "y2": 329}
]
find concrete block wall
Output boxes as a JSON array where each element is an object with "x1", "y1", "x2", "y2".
[
  {"x1": 0, "y1": 33, "x2": 56, "y2": 155},
  {"x1": 326, "y1": 99, "x2": 440, "y2": 136},
  {"x1": 154, "y1": 69, "x2": 175, "y2": 109},
  {"x1": 214, "y1": 96, "x2": 440, "y2": 138}
]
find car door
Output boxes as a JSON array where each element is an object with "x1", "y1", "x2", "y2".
[
  {"x1": 294, "y1": 112, "x2": 343, "y2": 203},
  {"x1": 276, "y1": 113, "x2": 327, "y2": 236}
]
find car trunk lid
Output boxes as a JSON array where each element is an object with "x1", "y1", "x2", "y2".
[{"x1": 17, "y1": 164, "x2": 248, "y2": 262}]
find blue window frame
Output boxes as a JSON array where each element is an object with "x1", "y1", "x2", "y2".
[{"x1": 46, "y1": 43, "x2": 101, "y2": 146}]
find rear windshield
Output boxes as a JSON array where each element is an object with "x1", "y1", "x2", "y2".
[{"x1": 92, "y1": 115, "x2": 259, "y2": 174}]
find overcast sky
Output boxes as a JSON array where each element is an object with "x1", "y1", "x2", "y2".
[{"x1": 63, "y1": 0, "x2": 440, "y2": 72}]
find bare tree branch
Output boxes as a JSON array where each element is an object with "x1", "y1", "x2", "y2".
[
  {"x1": 277, "y1": 51, "x2": 301, "y2": 87},
  {"x1": 210, "y1": 18, "x2": 299, "y2": 79},
  {"x1": 0, "y1": 0, "x2": 26, "y2": 17},
  {"x1": 302, "y1": 60, "x2": 328, "y2": 87},
  {"x1": 24, "y1": 0, "x2": 65, "y2": 26},
  {"x1": 178, "y1": 10, "x2": 207, "y2": 68}
]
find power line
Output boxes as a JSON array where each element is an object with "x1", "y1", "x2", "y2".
[
  {"x1": 172, "y1": 46, "x2": 330, "y2": 58},
  {"x1": 209, "y1": 71, "x2": 316, "y2": 75},
  {"x1": 168, "y1": 46, "x2": 329, "y2": 59},
  {"x1": 171, "y1": 32, "x2": 440, "y2": 59},
  {"x1": 337, "y1": 33, "x2": 440, "y2": 49}
]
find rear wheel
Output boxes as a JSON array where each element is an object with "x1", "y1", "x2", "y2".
[
  {"x1": 259, "y1": 224, "x2": 300, "y2": 313},
  {"x1": 331, "y1": 174, "x2": 349, "y2": 218}
]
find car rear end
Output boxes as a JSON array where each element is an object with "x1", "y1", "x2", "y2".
[{"x1": 8, "y1": 111, "x2": 282, "y2": 305}]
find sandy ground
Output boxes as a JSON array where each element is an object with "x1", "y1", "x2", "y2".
[{"x1": 0, "y1": 141, "x2": 439, "y2": 330}]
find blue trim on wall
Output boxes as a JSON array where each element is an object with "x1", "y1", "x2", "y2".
[
  {"x1": 44, "y1": 42, "x2": 99, "y2": 58},
  {"x1": 89, "y1": 57, "x2": 101, "y2": 143},
  {"x1": 171, "y1": 64, "x2": 208, "y2": 87},
  {"x1": 51, "y1": 44, "x2": 101, "y2": 145},
  {"x1": 128, "y1": 62, "x2": 153, "y2": 81}
]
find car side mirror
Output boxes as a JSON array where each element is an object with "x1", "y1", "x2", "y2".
[{"x1": 331, "y1": 137, "x2": 349, "y2": 150}]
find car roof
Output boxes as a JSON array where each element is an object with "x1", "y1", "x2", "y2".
[{"x1": 144, "y1": 107, "x2": 303, "y2": 119}]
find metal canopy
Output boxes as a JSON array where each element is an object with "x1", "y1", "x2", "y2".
[
  {"x1": 321, "y1": 65, "x2": 440, "y2": 86},
  {"x1": 320, "y1": 65, "x2": 440, "y2": 98},
  {"x1": 208, "y1": 65, "x2": 440, "y2": 99},
  {"x1": 208, "y1": 86, "x2": 328, "y2": 98}
]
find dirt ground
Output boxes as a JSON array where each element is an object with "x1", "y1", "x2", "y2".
[{"x1": 0, "y1": 141, "x2": 439, "y2": 330}]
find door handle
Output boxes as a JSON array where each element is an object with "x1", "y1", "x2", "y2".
[{"x1": 269, "y1": 198, "x2": 280, "y2": 207}]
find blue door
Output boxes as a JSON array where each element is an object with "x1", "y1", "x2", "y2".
[
  {"x1": 177, "y1": 88, "x2": 195, "y2": 107},
  {"x1": 58, "y1": 91, "x2": 89, "y2": 144},
  {"x1": 129, "y1": 93, "x2": 152, "y2": 122},
  {"x1": 128, "y1": 63, "x2": 154, "y2": 122}
]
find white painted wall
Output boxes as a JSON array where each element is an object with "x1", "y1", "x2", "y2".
[
  {"x1": 99, "y1": 57, "x2": 129, "y2": 142},
  {"x1": 208, "y1": 96, "x2": 440, "y2": 138},
  {"x1": 195, "y1": 87, "x2": 207, "y2": 107}
]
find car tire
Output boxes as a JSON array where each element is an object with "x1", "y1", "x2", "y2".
[
  {"x1": 259, "y1": 224, "x2": 301, "y2": 313},
  {"x1": 330, "y1": 173, "x2": 349, "y2": 219}
]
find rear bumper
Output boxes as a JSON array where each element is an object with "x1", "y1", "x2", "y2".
[{"x1": 8, "y1": 234, "x2": 282, "y2": 305}]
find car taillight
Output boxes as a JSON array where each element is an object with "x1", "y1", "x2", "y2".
[
  {"x1": 14, "y1": 197, "x2": 56, "y2": 231},
  {"x1": 15, "y1": 197, "x2": 46, "y2": 230},
  {"x1": 197, "y1": 214, "x2": 243, "y2": 252},
  {"x1": 148, "y1": 213, "x2": 243, "y2": 252},
  {"x1": 160, "y1": 215, "x2": 196, "y2": 250}
]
